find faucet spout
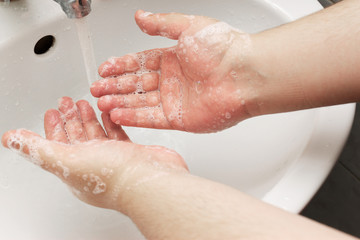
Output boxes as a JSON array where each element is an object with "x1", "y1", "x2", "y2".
[{"x1": 53, "y1": 0, "x2": 91, "y2": 19}]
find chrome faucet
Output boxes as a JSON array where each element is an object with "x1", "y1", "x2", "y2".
[{"x1": 53, "y1": 0, "x2": 91, "y2": 19}]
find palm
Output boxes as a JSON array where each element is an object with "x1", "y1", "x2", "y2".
[
  {"x1": 2, "y1": 97, "x2": 187, "y2": 211},
  {"x1": 91, "y1": 11, "x2": 248, "y2": 133},
  {"x1": 159, "y1": 46, "x2": 241, "y2": 132}
]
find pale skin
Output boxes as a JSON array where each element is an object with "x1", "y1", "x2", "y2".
[
  {"x1": 91, "y1": 0, "x2": 360, "y2": 133},
  {"x1": 1, "y1": 97, "x2": 357, "y2": 240},
  {"x1": 2, "y1": 0, "x2": 360, "y2": 239},
  {"x1": 91, "y1": 10, "x2": 252, "y2": 133}
]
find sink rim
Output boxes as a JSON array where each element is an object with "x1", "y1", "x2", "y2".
[
  {"x1": 263, "y1": 104, "x2": 355, "y2": 212},
  {"x1": 257, "y1": 0, "x2": 355, "y2": 213}
]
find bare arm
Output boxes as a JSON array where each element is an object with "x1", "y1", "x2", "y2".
[
  {"x1": 248, "y1": 0, "x2": 360, "y2": 116},
  {"x1": 2, "y1": 1, "x2": 360, "y2": 239},
  {"x1": 92, "y1": 0, "x2": 360, "y2": 132},
  {"x1": 1, "y1": 98, "x2": 357, "y2": 240},
  {"x1": 124, "y1": 168, "x2": 357, "y2": 240}
]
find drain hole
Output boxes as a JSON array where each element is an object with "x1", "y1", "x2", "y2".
[{"x1": 34, "y1": 35, "x2": 55, "y2": 55}]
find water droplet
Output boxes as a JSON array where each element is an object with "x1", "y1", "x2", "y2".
[
  {"x1": 63, "y1": 26, "x2": 72, "y2": 32},
  {"x1": 225, "y1": 112, "x2": 231, "y2": 119}
]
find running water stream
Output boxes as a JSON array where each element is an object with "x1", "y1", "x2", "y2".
[
  {"x1": 74, "y1": 17, "x2": 101, "y2": 115},
  {"x1": 75, "y1": 18, "x2": 98, "y2": 87}
]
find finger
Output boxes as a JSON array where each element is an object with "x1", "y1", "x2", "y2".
[
  {"x1": 98, "y1": 92, "x2": 161, "y2": 112},
  {"x1": 141, "y1": 72, "x2": 160, "y2": 91},
  {"x1": 76, "y1": 100, "x2": 107, "y2": 140},
  {"x1": 58, "y1": 97, "x2": 87, "y2": 144},
  {"x1": 135, "y1": 10, "x2": 193, "y2": 40},
  {"x1": 2, "y1": 129, "x2": 76, "y2": 181},
  {"x1": 97, "y1": 48, "x2": 163, "y2": 79},
  {"x1": 91, "y1": 75, "x2": 138, "y2": 97},
  {"x1": 44, "y1": 109, "x2": 69, "y2": 144},
  {"x1": 144, "y1": 50, "x2": 162, "y2": 71},
  {"x1": 98, "y1": 54, "x2": 140, "y2": 78},
  {"x1": 2, "y1": 129, "x2": 50, "y2": 166},
  {"x1": 91, "y1": 72, "x2": 160, "y2": 98},
  {"x1": 110, "y1": 107, "x2": 172, "y2": 129},
  {"x1": 101, "y1": 113, "x2": 130, "y2": 142}
]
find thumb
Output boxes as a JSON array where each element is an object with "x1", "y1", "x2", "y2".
[
  {"x1": 135, "y1": 10, "x2": 193, "y2": 40},
  {"x1": 2, "y1": 129, "x2": 62, "y2": 169}
]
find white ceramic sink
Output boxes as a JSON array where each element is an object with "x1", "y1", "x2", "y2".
[{"x1": 0, "y1": 0, "x2": 355, "y2": 239}]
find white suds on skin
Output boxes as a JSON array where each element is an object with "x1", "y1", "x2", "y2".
[
  {"x1": 140, "y1": 11, "x2": 153, "y2": 18},
  {"x1": 89, "y1": 173, "x2": 106, "y2": 194},
  {"x1": 195, "y1": 22, "x2": 240, "y2": 40},
  {"x1": 56, "y1": 160, "x2": 70, "y2": 179},
  {"x1": 7, "y1": 129, "x2": 45, "y2": 166}
]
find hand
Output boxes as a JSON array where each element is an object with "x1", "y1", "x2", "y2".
[
  {"x1": 91, "y1": 10, "x2": 254, "y2": 133},
  {"x1": 1, "y1": 97, "x2": 188, "y2": 212},
  {"x1": 2, "y1": 98, "x2": 354, "y2": 240}
]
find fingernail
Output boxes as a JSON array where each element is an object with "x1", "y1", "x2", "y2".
[{"x1": 139, "y1": 10, "x2": 153, "y2": 18}]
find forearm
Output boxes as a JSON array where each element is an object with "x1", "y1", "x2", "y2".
[
  {"x1": 120, "y1": 168, "x2": 356, "y2": 240},
  {"x1": 247, "y1": 0, "x2": 360, "y2": 116},
  {"x1": 2, "y1": 119, "x2": 356, "y2": 240}
]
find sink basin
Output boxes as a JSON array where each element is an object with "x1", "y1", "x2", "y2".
[{"x1": 0, "y1": 0, "x2": 355, "y2": 239}]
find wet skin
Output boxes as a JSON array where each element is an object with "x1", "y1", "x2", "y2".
[
  {"x1": 91, "y1": 10, "x2": 255, "y2": 133},
  {"x1": 1, "y1": 97, "x2": 188, "y2": 212}
]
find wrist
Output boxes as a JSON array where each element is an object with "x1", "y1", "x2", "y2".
[
  {"x1": 111, "y1": 145, "x2": 189, "y2": 215},
  {"x1": 238, "y1": 31, "x2": 308, "y2": 116},
  {"x1": 223, "y1": 31, "x2": 267, "y2": 119}
]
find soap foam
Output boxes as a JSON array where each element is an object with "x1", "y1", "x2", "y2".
[
  {"x1": 140, "y1": 11, "x2": 153, "y2": 18},
  {"x1": 162, "y1": 76, "x2": 184, "y2": 128},
  {"x1": 56, "y1": 160, "x2": 70, "y2": 179},
  {"x1": 225, "y1": 112, "x2": 232, "y2": 119},
  {"x1": 101, "y1": 167, "x2": 114, "y2": 179},
  {"x1": 195, "y1": 22, "x2": 240, "y2": 43},
  {"x1": 6, "y1": 129, "x2": 45, "y2": 166},
  {"x1": 89, "y1": 173, "x2": 106, "y2": 195}
]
